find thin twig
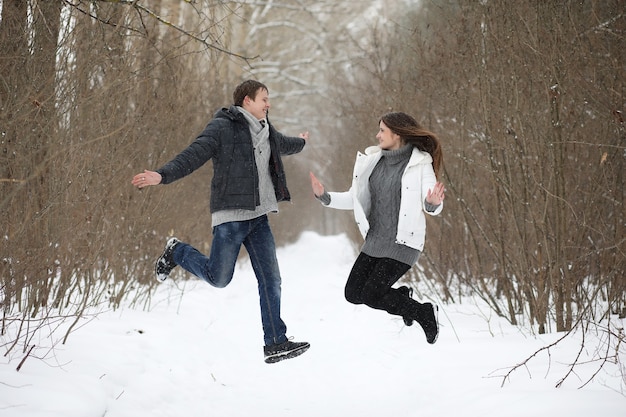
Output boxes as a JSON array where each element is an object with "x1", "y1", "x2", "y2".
[{"x1": 16, "y1": 345, "x2": 35, "y2": 372}]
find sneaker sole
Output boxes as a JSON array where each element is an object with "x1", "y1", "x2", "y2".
[
  {"x1": 154, "y1": 259, "x2": 169, "y2": 282},
  {"x1": 264, "y1": 344, "x2": 310, "y2": 364},
  {"x1": 154, "y1": 238, "x2": 179, "y2": 282}
]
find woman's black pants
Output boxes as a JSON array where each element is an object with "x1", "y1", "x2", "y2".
[{"x1": 345, "y1": 252, "x2": 422, "y2": 319}]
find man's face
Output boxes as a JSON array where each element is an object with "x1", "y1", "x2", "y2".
[{"x1": 243, "y1": 88, "x2": 270, "y2": 120}]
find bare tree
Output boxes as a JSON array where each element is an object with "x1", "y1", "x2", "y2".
[{"x1": 1, "y1": 0, "x2": 63, "y2": 357}]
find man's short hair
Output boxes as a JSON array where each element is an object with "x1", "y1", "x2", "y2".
[{"x1": 233, "y1": 80, "x2": 268, "y2": 106}]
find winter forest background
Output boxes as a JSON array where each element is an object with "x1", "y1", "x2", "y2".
[{"x1": 1, "y1": 0, "x2": 624, "y2": 386}]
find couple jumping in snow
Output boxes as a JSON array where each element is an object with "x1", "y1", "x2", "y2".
[{"x1": 131, "y1": 80, "x2": 444, "y2": 364}]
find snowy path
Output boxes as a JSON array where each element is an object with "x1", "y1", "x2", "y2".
[{"x1": 1, "y1": 233, "x2": 624, "y2": 416}]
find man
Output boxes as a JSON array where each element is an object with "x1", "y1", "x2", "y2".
[{"x1": 131, "y1": 80, "x2": 310, "y2": 364}]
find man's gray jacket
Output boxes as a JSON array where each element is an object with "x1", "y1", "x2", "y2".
[{"x1": 157, "y1": 105, "x2": 305, "y2": 213}]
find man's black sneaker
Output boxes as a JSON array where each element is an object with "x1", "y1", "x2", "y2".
[
  {"x1": 263, "y1": 340, "x2": 310, "y2": 364},
  {"x1": 420, "y1": 303, "x2": 439, "y2": 344},
  {"x1": 398, "y1": 286, "x2": 414, "y2": 326},
  {"x1": 155, "y1": 237, "x2": 180, "y2": 282}
]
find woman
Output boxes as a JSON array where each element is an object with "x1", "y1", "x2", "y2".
[{"x1": 310, "y1": 112, "x2": 445, "y2": 344}]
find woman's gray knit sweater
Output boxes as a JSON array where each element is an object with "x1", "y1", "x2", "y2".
[{"x1": 361, "y1": 144, "x2": 420, "y2": 266}]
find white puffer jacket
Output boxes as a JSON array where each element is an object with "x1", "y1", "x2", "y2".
[{"x1": 327, "y1": 145, "x2": 442, "y2": 251}]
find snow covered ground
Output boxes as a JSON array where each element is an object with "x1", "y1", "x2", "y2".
[{"x1": 1, "y1": 232, "x2": 624, "y2": 416}]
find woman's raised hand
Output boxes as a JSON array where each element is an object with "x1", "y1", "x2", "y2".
[
  {"x1": 426, "y1": 182, "x2": 445, "y2": 205},
  {"x1": 309, "y1": 172, "x2": 325, "y2": 197}
]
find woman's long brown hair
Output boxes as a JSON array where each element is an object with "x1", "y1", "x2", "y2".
[{"x1": 380, "y1": 112, "x2": 443, "y2": 179}]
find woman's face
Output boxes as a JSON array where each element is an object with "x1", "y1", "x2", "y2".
[{"x1": 376, "y1": 121, "x2": 402, "y2": 150}]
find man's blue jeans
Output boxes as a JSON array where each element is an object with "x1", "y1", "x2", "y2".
[{"x1": 172, "y1": 215, "x2": 288, "y2": 347}]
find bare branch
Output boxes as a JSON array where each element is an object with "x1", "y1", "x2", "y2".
[{"x1": 62, "y1": 0, "x2": 260, "y2": 62}]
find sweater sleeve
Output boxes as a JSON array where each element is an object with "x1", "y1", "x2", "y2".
[
  {"x1": 315, "y1": 191, "x2": 331, "y2": 205},
  {"x1": 424, "y1": 201, "x2": 441, "y2": 213}
]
